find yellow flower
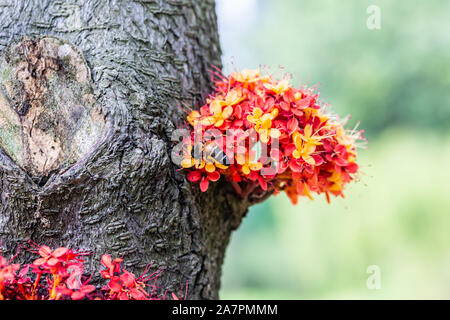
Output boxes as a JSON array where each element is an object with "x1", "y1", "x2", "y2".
[
  {"x1": 187, "y1": 110, "x2": 201, "y2": 126},
  {"x1": 231, "y1": 69, "x2": 261, "y2": 83},
  {"x1": 188, "y1": 89, "x2": 243, "y2": 128},
  {"x1": 264, "y1": 79, "x2": 291, "y2": 95},
  {"x1": 301, "y1": 183, "x2": 314, "y2": 200},
  {"x1": 180, "y1": 145, "x2": 205, "y2": 170},
  {"x1": 303, "y1": 107, "x2": 328, "y2": 123},
  {"x1": 209, "y1": 101, "x2": 233, "y2": 127},
  {"x1": 292, "y1": 132, "x2": 316, "y2": 165},
  {"x1": 206, "y1": 89, "x2": 244, "y2": 127},
  {"x1": 224, "y1": 89, "x2": 244, "y2": 106},
  {"x1": 246, "y1": 107, "x2": 280, "y2": 143},
  {"x1": 335, "y1": 125, "x2": 357, "y2": 155},
  {"x1": 204, "y1": 145, "x2": 229, "y2": 171},
  {"x1": 236, "y1": 153, "x2": 263, "y2": 175},
  {"x1": 299, "y1": 124, "x2": 322, "y2": 146},
  {"x1": 328, "y1": 171, "x2": 343, "y2": 192},
  {"x1": 182, "y1": 144, "x2": 229, "y2": 172},
  {"x1": 204, "y1": 162, "x2": 216, "y2": 173},
  {"x1": 187, "y1": 110, "x2": 216, "y2": 127}
]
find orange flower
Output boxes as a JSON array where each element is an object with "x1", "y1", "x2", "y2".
[
  {"x1": 291, "y1": 132, "x2": 317, "y2": 165},
  {"x1": 328, "y1": 171, "x2": 343, "y2": 193},
  {"x1": 180, "y1": 144, "x2": 205, "y2": 170},
  {"x1": 187, "y1": 110, "x2": 214, "y2": 127},
  {"x1": 298, "y1": 124, "x2": 323, "y2": 146},
  {"x1": 264, "y1": 79, "x2": 291, "y2": 95},
  {"x1": 247, "y1": 107, "x2": 280, "y2": 143},
  {"x1": 204, "y1": 89, "x2": 243, "y2": 127},
  {"x1": 231, "y1": 69, "x2": 261, "y2": 83},
  {"x1": 236, "y1": 153, "x2": 263, "y2": 175}
]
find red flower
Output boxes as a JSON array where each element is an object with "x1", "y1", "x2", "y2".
[
  {"x1": 187, "y1": 170, "x2": 220, "y2": 192},
  {"x1": 101, "y1": 255, "x2": 149, "y2": 300},
  {"x1": 0, "y1": 244, "x2": 168, "y2": 301},
  {"x1": 100, "y1": 254, "x2": 123, "y2": 279},
  {"x1": 56, "y1": 274, "x2": 96, "y2": 300}
]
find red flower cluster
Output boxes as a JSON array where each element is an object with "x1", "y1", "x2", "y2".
[
  {"x1": 0, "y1": 242, "x2": 168, "y2": 300},
  {"x1": 99, "y1": 254, "x2": 157, "y2": 300},
  {"x1": 180, "y1": 69, "x2": 364, "y2": 204}
]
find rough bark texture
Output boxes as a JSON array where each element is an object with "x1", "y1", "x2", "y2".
[{"x1": 0, "y1": 0, "x2": 255, "y2": 299}]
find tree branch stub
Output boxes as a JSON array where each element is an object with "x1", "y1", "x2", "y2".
[{"x1": 0, "y1": 37, "x2": 105, "y2": 181}]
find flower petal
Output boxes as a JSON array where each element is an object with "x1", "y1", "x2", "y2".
[
  {"x1": 199, "y1": 177, "x2": 209, "y2": 192},
  {"x1": 120, "y1": 272, "x2": 136, "y2": 288},
  {"x1": 205, "y1": 162, "x2": 216, "y2": 173},
  {"x1": 253, "y1": 107, "x2": 263, "y2": 118},
  {"x1": 181, "y1": 158, "x2": 193, "y2": 168},
  {"x1": 222, "y1": 106, "x2": 233, "y2": 119},
  {"x1": 208, "y1": 171, "x2": 220, "y2": 182},
  {"x1": 108, "y1": 277, "x2": 123, "y2": 292},
  {"x1": 38, "y1": 246, "x2": 52, "y2": 258},
  {"x1": 187, "y1": 171, "x2": 202, "y2": 183},
  {"x1": 210, "y1": 100, "x2": 223, "y2": 115},
  {"x1": 71, "y1": 291, "x2": 86, "y2": 300},
  {"x1": 270, "y1": 128, "x2": 281, "y2": 139},
  {"x1": 47, "y1": 257, "x2": 59, "y2": 266},
  {"x1": 52, "y1": 247, "x2": 69, "y2": 258},
  {"x1": 101, "y1": 254, "x2": 112, "y2": 268}
]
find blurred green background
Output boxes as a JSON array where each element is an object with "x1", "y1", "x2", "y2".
[{"x1": 216, "y1": 0, "x2": 450, "y2": 299}]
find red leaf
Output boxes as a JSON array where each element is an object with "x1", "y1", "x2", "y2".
[
  {"x1": 284, "y1": 143, "x2": 297, "y2": 156},
  {"x1": 345, "y1": 162, "x2": 358, "y2": 173},
  {"x1": 56, "y1": 286, "x2": 73, "y2": 296},
  {"x1": 292, "y1": 108, "x2": 304, "y2": 117},
  {"x1": 312, "y1": 154, "x2": 324, "y2": 166},
  {"x1": 118, "y1": 292, "x2": 130, "y2": 300},
  {"x1": 295, "y1": 97, "x2": 311, "y2": 108},
  {"x1": 100, "y1": 270, "x2": 111, "y2": 279},
  {"x1": 264, "y1": 97, "x2": 275, "y2": 111},
  {"x1": 18, "y1": 265, "x2": 29, "y2": 278}
]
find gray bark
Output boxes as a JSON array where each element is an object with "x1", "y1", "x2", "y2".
[{"x1": 0, "y1": 0, "x2": 255, "y2": 299}]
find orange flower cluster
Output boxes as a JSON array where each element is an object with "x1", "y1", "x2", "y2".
[{"x1": 180, "y1": 69, "x2": 364, "y2": 204}]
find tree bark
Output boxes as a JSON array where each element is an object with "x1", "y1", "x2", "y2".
[{"x1": 0, "y1": 0, "x2": 253, "y2": 299}]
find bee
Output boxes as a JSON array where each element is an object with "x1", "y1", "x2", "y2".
[{"x1": 191, "y1": 141, "x2": 230, "y2": 167}]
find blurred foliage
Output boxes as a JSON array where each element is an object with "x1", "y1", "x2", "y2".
[
  {"x1": 221, "y1": 129, "x2": 450, "y2": 299},
  {"x1": 216, "y1": 0, "x2": 450, "y2": 299}
]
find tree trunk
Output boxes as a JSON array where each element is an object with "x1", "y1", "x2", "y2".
[{"x1": 0, "y1": 0, "x2": 253, "y2": 299}]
